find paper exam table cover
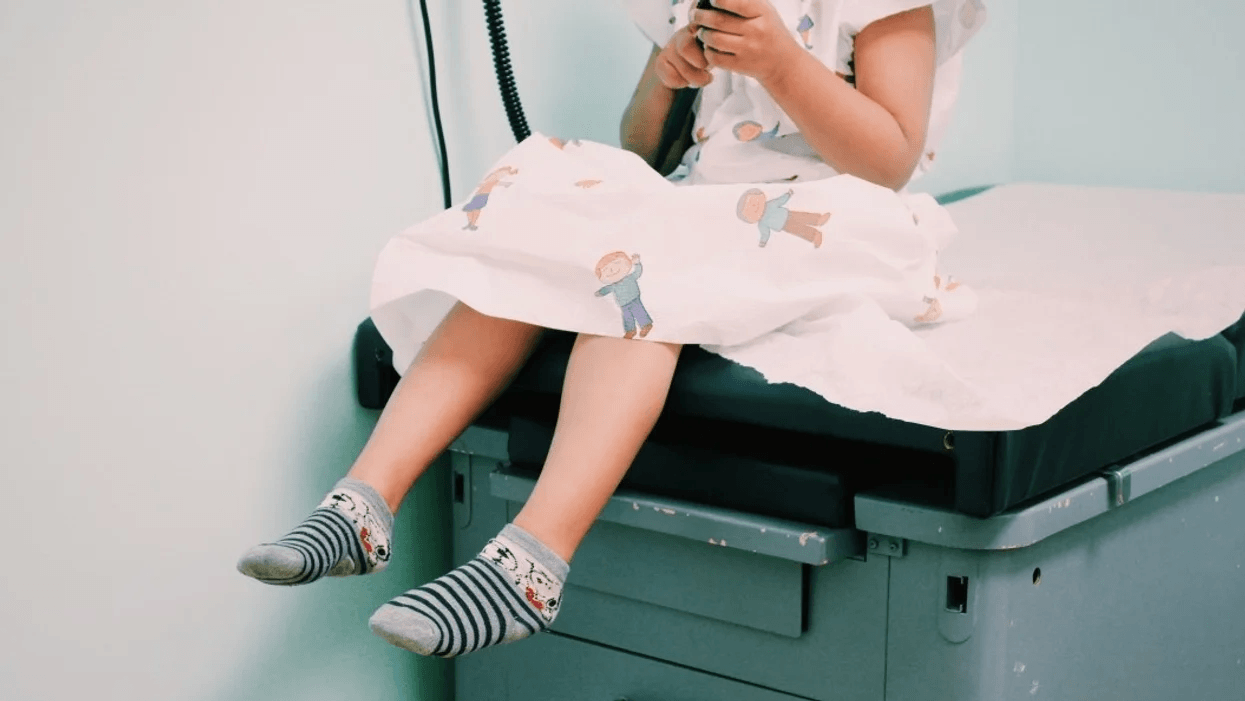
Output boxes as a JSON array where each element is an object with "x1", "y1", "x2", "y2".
[{"x1": 355, "y1": 185, "x2": 1243, "y2": 519}]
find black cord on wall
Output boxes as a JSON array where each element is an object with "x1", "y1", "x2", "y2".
[
  {"x1": 482, "y1": 0, "x2": 532, "y2": 142},
  {"x1": 413, "y1": 0, "x2": 452, "y2": 209},
  {"x1": 410, "y1": 1, "x2": 533, "y2": 211}
]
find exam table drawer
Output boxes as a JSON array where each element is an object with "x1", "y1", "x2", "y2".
[
  {"x1": 490, "y1": 466, "x2": 859, "y2": 638},
  {"x1": 452, "y1": 451, "x2": 888, "y2": 701},
  {"x1": 456, "y1": 632, "x2": 805, "y2": 701}
]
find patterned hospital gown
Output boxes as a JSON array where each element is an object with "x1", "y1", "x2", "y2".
[{"x1": 621, "y1": 0, "x2": 987, "y2": 187}]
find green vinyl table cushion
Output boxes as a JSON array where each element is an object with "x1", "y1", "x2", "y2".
[
  {"x1": 502, "y1": 329, "x2": 1236, "y2": 518},
  {"x1": 1223, "y1": 313, "x2": 1245, "y2": 402}
]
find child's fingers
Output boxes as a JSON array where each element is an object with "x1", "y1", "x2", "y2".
[
  {"x1": 668, "y1": 43, "x2": 713, "y2": 86},
  {"x1": 660, "y1": 53, "x2": 709, "y2": 88},
  {"x1": 704, "y1": 0, "x2": 765, "y2": 19},
  {"x1": 701, "y1": 29, "x2": 744, "y2": 57},
  {"x1": 678, "y1": 59, "x2": 713, "y2": 87},
  {"x1": 655, "y1": 55, "x2": 690, "y2": 89},
  {"x1": 676, "y1": 33, "x2": 710, "y2": 70},
  {"x1": 691, "y1": 8, "x2": 747, "y2": 35},
  {"x1": 704, "y1": 45, "x2": 740, "y2": 72}
]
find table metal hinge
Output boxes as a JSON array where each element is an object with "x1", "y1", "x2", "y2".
[
  {"x1": 866, "y1": 534, "x2": 906, "y2": 558},
  {"x1": 1100, "y1": 466, "x2": 1132, "y2": 507}
]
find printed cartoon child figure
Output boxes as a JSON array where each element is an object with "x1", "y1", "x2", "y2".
[
  {"x1": 594, "y1": 251, "x2": 653, "y2": 339},
  {"x1": 736, "y1": 188, "x2": 830, "y2": 248},
  {"x1": 960, "y1": 1, "x2": 981, "y2": 28},
  {"x1": 733, "y1": 121, "x2": 780, "y2": 142},
  {"x1": 915, "y1": 275, "x2": 964, "y2": 323},
  {"x1": 549, "y1": 136, "x2": 583, "y2": 150},
  {"x1": 462, "y1": 166, "x2": 518, "y2": 231},
  {"x1": 914, "y1": 296, "x2": 943, "y2": 323},
  {"x1": 797, "y1": 14, "x2": 814, "y2": 48}
]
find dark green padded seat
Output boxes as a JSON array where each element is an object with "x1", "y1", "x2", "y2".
[
  {"x1": 1223, "y1": 313, "x2": 1245, "y2": 404},
  {"x1": 354, "y1": 187, "x2": 1240, "y2": 519},
  {"x1": 500, "y1": 330, "x2": 1236, "y2": 519}
]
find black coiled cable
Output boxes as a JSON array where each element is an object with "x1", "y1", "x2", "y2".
[{"x1": 482, "y1": 0, "x2": 531, "y2": 142}]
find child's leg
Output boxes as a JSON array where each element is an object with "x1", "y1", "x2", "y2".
[
  {"x1": 784, "y1": 212, "x2": 826, "y2": 247},
  {"x1": 370, "y1": 335, "x2": 681, "y2": 656},
  {"x1": 512, "y1": 334, "x2": 679, "y2": 560},
  {"x1": 237, "y1": 303, "x2": 543, "y2": 585},
  {"x1": 349, "y1": 305, "x2": 544, "y2": 512}
]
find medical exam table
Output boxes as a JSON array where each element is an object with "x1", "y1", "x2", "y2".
[{"x1": 354, "y1": 186, "x2": 1245, "y2": 701}]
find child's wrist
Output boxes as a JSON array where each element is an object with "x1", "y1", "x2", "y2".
[{"x1": 758, "y1": 39, "x2": 807, "y2": 94}]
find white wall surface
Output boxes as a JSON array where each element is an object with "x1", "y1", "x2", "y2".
[
  {"x1": 1013, "y1": 0, "x2": 1245, "y2": 192},
  {"x1": 1, "y1": 2, "x2": 450, "y2": 699}
]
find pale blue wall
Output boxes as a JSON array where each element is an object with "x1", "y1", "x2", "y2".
[
  {"x1": 425, "y1": 0, "x2": 654, "y2": 198},
  {"x1": 1013, "y1": 0, "x2": 1245, "y2": 192},
  {"x1": 1, "y1": 2, "x2": 450, "y2": 700}
]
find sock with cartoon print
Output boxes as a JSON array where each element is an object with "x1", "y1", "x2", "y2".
[
  {"x1": 369, "y1": 522, "x2": 568, "y2": 657},
  {"x1": 237, "y1": 477, "x2": 393, "y2": 585}
]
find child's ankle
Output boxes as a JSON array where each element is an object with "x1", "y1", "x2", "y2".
[{"x1": 509, "y1": 516, "x2": 575, "y2": 563}]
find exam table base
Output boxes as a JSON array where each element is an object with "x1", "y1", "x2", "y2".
[{"x1": 446, "y1": 433, "x2": 1245, "y2": 701}]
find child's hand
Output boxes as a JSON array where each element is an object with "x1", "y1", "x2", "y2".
[
  {"x1": 692, "y1": 0, "x2": 800, "y2": 84},
  {"x1": 656, "y1": 24, "x2": 713, "y2": 89},
  {"x1": 631, "y1": 254, "x2": 641, "y2": 263}
]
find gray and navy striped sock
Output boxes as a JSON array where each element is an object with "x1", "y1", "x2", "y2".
[
  {"x1": 237, "y1": 478, "x2": 393, "y2": 585},
  {"x1": 369, "y1": 523, "x2": 568, "y2": 657}
]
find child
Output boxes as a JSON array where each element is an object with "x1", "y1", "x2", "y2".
[
  {"x1": 239, "y1": 0, "x2": 985, "y2": 659},
  {"x1": 461, "y1": 166, "x2": 518, "y2": 230},
  {"x1": 594, "y1": 251, "x2": 654, "y2": 339}
]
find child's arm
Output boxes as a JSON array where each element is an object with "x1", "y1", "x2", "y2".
[
  {"x1": 620, "y1": 28, "x2": 712, "y2": 166},
  {"x1": 757, "y1": 221, "x2": 772, "y2": 246},
  {"x1": 694, "y1": 2, "x2": 936, "y2": 190}
]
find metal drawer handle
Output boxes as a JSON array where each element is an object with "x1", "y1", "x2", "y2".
[{"x1": 489, "y1": 466, "x2": 861, "y2": 566}]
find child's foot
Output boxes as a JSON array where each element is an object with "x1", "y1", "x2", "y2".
[
  {"x1": 638, "y1": 323, "x2": 653, "y2": 338},
  {"x1": 623, "y1": 328, "x2": 637, "y2": 340},
  {"x1": 369, "y1": 523, "x2": 568, "y2": 658},
  {"x1": 237, "y1": 478, "x2": 393, "y2": 585}
]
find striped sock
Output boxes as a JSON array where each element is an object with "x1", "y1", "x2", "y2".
[
  {"x1": 237, "y1": 478, "x2": 393, "y2": 585},
  {"x1": 369, "y1": 523, "x2": 568, "y2": 657}
]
